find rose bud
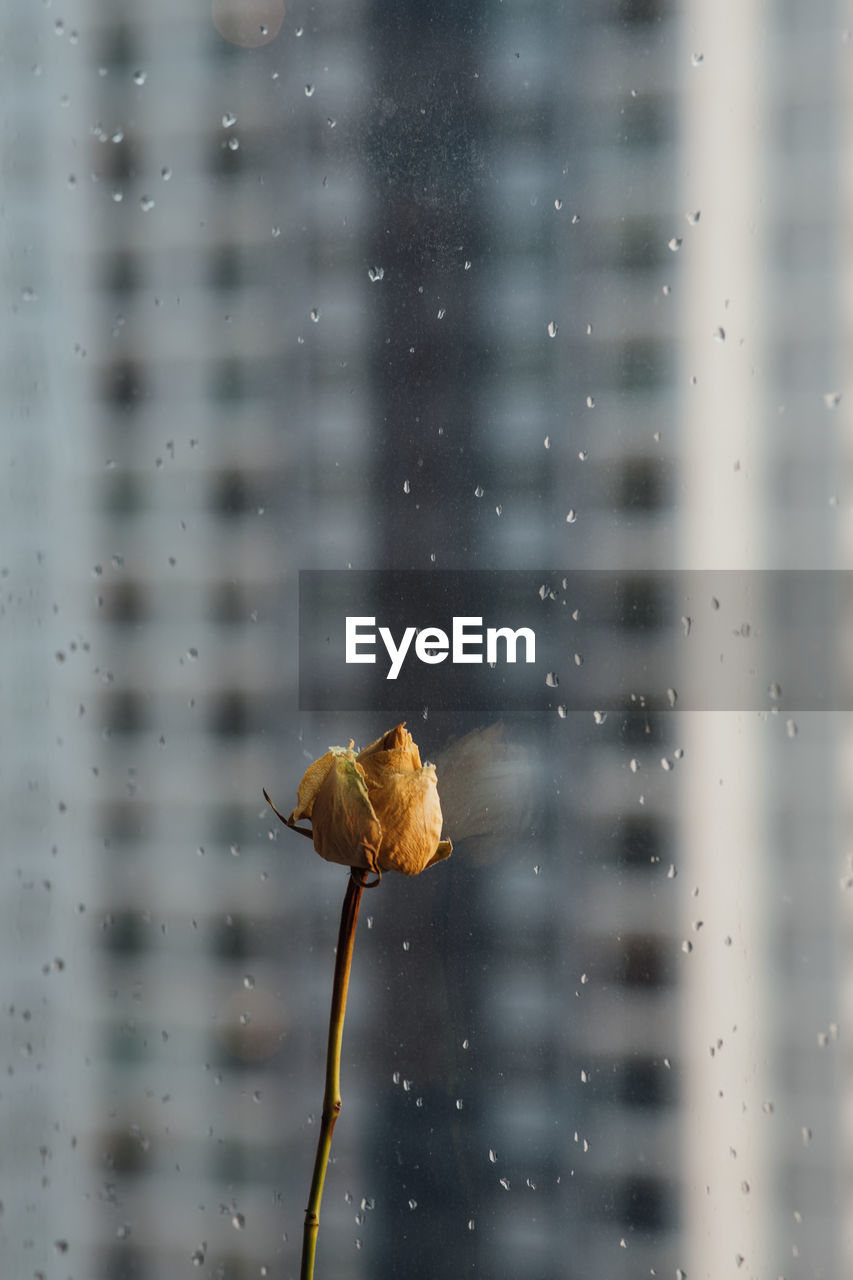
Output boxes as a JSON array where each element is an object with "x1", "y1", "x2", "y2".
[{"x1": 287, "y1": 724, "x2": 452, "y2": 878}]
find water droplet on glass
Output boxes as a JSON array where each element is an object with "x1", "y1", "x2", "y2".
[
  {"x1": 547, "y1": 320, "x2": 558, "y2": 338},
  {"x1": 714, "y1": 326, "x2": 726, "y2": 343},
  {"x1": 681, "y1": 939, "x2": 693, "y2": 954},
  {"x1": 437, "y1": 307, "x2": 446, "y2": 320},
  {"x1": 667, "y1": 687, "x2": 678, "y2": 707},
  {"x1": 368, "y1": 266, "x2": 384, "y2": 283},
  {"x1": 768, "y1": 681, "x2": 781, "y2": 700},
  {"x1": 310, "y1": 308, "x2": 320, "y2": 323},
  {"x1": 305, "y1": 84, "x2": 315, "y2": 97},
  {"x1": 243, "y1": 974, "x2": 255, "y2": 989},
  {"x1": 578, "y1": 448, "x2": 588, "y2": 460},
  {"x1": 232, "y1": 1213, "x2": 245, "y2": 1230},
  {"x1": 186, "y1": 647, "x2": 198, "y2": 661},
  {"x1": 367, "y1": 915, "x2": 374, "y2": 928},
  {"x1": 473, "y1": 485, "x2": 484, "y2": 498},
  {"x1": 467, "y1": 1218, "x2": 476, "y2": 1230},
  {"x1": 402, "y1": 940, "x2": 410, "y2": 951},
  {"x1": 573, "y1": 652, "x2": 583, "y2": 666},
  {"x1": 566, "y1": 509, "x2": 577, "y2": 523},
  {"x1": 222, "y1": 111, "x2": 237, "y2": 127},
  {"x1": 786, "y1": 718, "x2": 798, "y2": 738},
  {"x1": 408, "y1": 1199, "x2": 418, "y2": 1210},
  {"x1": 557, "y1": 705, "x2": 567, "y2": 718},
  {"x1": 554, "y1": 198, "x2": 563, "y2": 210},
  {"x1": 687, "y1": 210, "x2": 701, "y2": 225},
  {"x1": 455, "y1": 1098, "x2": 464, "y2": 1110},
  {"x1": 403, "y1": 479, "x2": 411, "y2": 494},
  {"x1": 191, "y1": 1248, "x2": 206, "y2": 1267},
  {"x1": 681, "y1": 616, "x2": 692, "y2": 637},
  {"x1": 545, "y1": 672, "x2": 559, "y2": 687},
  {"x1": 571, "y1": 212, "x2": 580, "y2": 224},
  {"x1": 111, "y1": 188, "x2": 124, "y2": 203},
  {"x1": 630, "y1": 758, "x2": 640, "y2": 773},
  {"x1": 593, "y1": 710, "x2": 607, "y2": 725},
  {"x1": 464, "y1": 259, "x2": 472, "y2": 270},
  {"x1": 667, "y1": 864, "x2": 677, "y2": 879},
  {"x1": 133, "y1": 69, "x2": 147, "y2": 86},
  {"x1": 585, "y1": 395, "x2": 596, "y2": 409},
  {"x1": 691, "y1": 51, "x2": 705, "y2": 65},
  {"x1": 824, "y1": 391, "x2": 842, "y2": 408},
  {"x1": 495, "y1": 504, "x2": 502, "y2": 516},
  {"x1": 140, "y1": 195, "x2": 155, "y2": 212},
  {"x1": 661, "y1": 757, "x2": 672, "y2": 771},
  {"x1": 161, "y1": 166, "x2": 172, "y2": 181}
]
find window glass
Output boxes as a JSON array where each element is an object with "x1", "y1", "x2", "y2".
[{"x1": 1, "y1": 2, "x2": 848, "y2": 1278}]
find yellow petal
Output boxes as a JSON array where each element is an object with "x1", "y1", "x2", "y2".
[
  {"x1": 357, "y1": 723, "x2": 421, "y2": 791},
  {"x1": 309, "y1": 754, "x2": 382, "y2": 873},
  {"x1": 288, "y1": 749, "x2": 339, "y2": 823},
  {"x1": 373, "y1": 763, "x2": 446, "y2": 876}
]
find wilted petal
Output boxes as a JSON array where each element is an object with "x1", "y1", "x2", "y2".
[
  {"x1": 289, "y1": 749, "x2": 340, "y2": 823},
  {"x1": 373, "y1": 763, "x2": 445, "y2": 876},
  {"x1": 310, "y1": 754, "x2": 382, "y2": 873},
  {"x1": 357, "y1": 723, "x2": 421, "y2": 790}
]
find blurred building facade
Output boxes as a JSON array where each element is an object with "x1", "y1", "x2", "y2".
[{"x1": 0, "y1": 1, "x2": 848, "y2": 1280}]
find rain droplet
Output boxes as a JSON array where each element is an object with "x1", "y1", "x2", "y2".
[
  {"x1": 467, "y1": 1218, "x2": 475, "y2": 1230},
  {"x1": 499, "y1": 1177, "x2": 510, "y2": 1190},
  {"x1": 402, "y1": 939, "x2": 410, "y2": 951},
  {"x1": 681, "y1": 939, "x2": 694, "y2": 954},
  {"x1": 554, "y1": 198, "x2": 563, "y2": 210},
  {"x1": 691, "y1": 51, "x2": 705, "y2": 65},
  {"x1": 786, "y1": 719, "x2": 798, "y2": 738},
  {"x1": 545, "y1": 672, "x2": 559, "y2": 687},
  {"x1": 243, "y1": 974, "x2": 255, "y2": 989},
  {"x1": 668, "y1": 237, "x2": 683, "y2": 252},
  {"x1": 140, "y1": 195, "x2": 155, "y2": 212},
  {"x1": 161, "y1": 166, "x2": 172, "y2": 181},
  {"x1": 310, "y1": 308, "x2": 320, "y2": 323},
  {"x1": 368, "y1": 266, "x2": 384, "y2": 283},
  {"x1": 593, "y1": 710, "x2": 607, "y2": 725},
  {"x1": 768, "y1": 682, "x2": 781, "y2": 700},
  {"x1": 222, "y1": 111, "x2": 237, "y2": 128},
  {"x1": 232, "y1": 1213, "x2": 245, "y2": 1230},
  {"x1": 547, "y1": 320, "x2": 558, "y2": 338},
  {"x1": 661, "y1": 757, "x2": 673, "y2": 771},
  {"x1": 629, "y1": 758, "x2": 640, "y2": 773},
  {"x1": 687, "y1": 210, "x2": 701, "y2": 225},
  {"x1": 132, "y1": 69, "x2": 147, "y2": 86},
  {"x1": 473, "y1": 485, "x2": 484, "y2": 498},
  {"x1": 366, "y1": 915, "x2": 374, "y2": 928},
  {"x1": 305, "y1": 84, "x2": 315, "y2": 97},
  {"x1": 543, "y1": 435, "x2": 551, "y2": 449},
  {"x1": 565, "y1": 509, "x2": 577, "y2": 523},
  {"x1": 495, "y1": 505, "x2": 502, "y2": 516},
  {"x1": 714, "y1": 326, "x2": 726, "y2": 343},
  {"x1": 585, "y1": 394, "x2": 595, "y2": 408},
  {"x1": 578, "y1": 449, "x2": 588, "y2": 461},
  {"x1": 408, "y1": 1199, "x2": 418, "y2": 1210},
  {"x1": 227, "y1": 136, "x2": 240, "y2": 151},
  {"x1": 573, "y1": 652, "x2": 583, "y2": 666},
  {"x1": 403, "y1": 479, "x2": 411, "y2": 494},
  {"x1": 489, "y1": 1148, "x2": 498, "y2": 1163},
  {"x1": 667, "y1": 864, "x2": 677, "y2": 879},
  {"x1": 667, "y1": 687, "x2": 678, "y2": 707},
  {"x1": 186, "y1": 647, "x2": 198, "y2": 661},
  {"x1": 556, "y1": 705, "x2": 567, "y2": 718},
  {"x1": 824, "y1": 391, "x2": 842, "y2": 408},
  {"x1": 455, "y1": 1098, "x2": 464, "y2": 1110}
]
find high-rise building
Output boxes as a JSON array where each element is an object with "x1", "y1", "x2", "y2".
[{"x1": 1, "y1": 2, "x2": 848, "y2": 1279}]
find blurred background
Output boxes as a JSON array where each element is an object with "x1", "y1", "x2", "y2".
[{"x1": 1, "y1": 0, "x2": 850, "y2": 1277}]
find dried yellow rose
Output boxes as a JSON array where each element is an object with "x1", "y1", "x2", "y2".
[{"x1": 288, "y1": 724, "x2": 452, "y2": 877}]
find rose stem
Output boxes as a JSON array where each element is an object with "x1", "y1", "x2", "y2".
[{"x1": 301, "y1": 867, "x2": 370, "y2": 1280}]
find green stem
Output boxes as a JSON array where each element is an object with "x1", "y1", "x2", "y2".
[{"x1": 301, "y1": 868, "x2": 369, "y2": 1280}]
